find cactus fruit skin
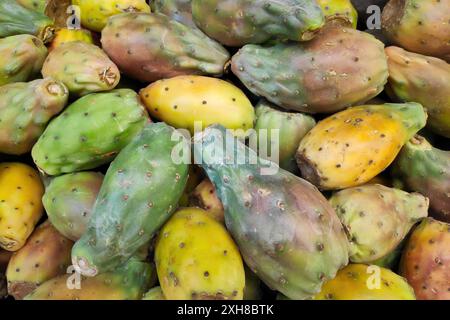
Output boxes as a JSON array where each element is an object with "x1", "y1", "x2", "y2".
[
  {"x1": 151, "y1": 0, "x2": 196, "y2": 28},
  {"x1": 189, "y1": 178, "x2": 224, "y2": 223},
  {"x1": 254, "y1": 101, "x2": 316, "y2": 173},
  {"x1": 0, "y1": 0, "x2": 54, "y2": 42},
  {"x1": 193, "y1": 125, "x2": 349, "y2": 300},
  {"x1": 231, "y1": 25, "x2": 388, "y2": 114},
  {"x1": 155, "y1": 208, "x2": 245, "y2": 300},
  {"x1": 72, "y1": 0, "x2": 151, "y2": 32},
  {"x1": 296, "y1": 103, "x2": 427, "y2": 190},
  {"x1": 16, "y1": 0, "x2": 46, "y2": 12},
  {"x1": 314, "y1": 264, "x2": 416, "y2": 300},
  {"x1": 400, "y1": 218, "x2": 450, "y2": 300},
  {"x1": 24, "y1": 258, "x2": 155, "y2": 300},
  {"x1": 49, "y1": 28, "x2": 94, "y2": 51},
  {"x1": 393, "y1": 136, "x2": 450, "y2": 223},
  {"x1": 386, "y1": 46, "x2": 450, "y2": 138},
  {"x1": 6, "y1": 221, "x2": 73, "y2": 300},
  {"x1": 382, "y1": 0, "x2": 450, "y2": 62},
  {"x1": 31, "y1": 89, "x2": 149, "y2": 176},
  {"x1": 0, "y1": 35, "x2": 48, "y2": 86},
  {"x1": 330, "y1": 184, "x2": 429, "y2": 263},
  {"x1": 140, "y1": 76, "x2": 255, "y2": 135},
  {"x1": 142, "y1": 286, "x2": 166, "y2": 300},
  {"x1": 42, "y1": 42, "x2": 120, "y2": 97},
  {"x1": 0, "y1": 78, "x2": 68, "y2": 155},
  {"x1": 101, "y1": 13, "x2": 229, "y2": 83},
  {"x1": 317, "y1": 0, "x2": 358, "y2": 28},
  {"x1": 191, "y1": 0, "x2": 325, "y2": 46},
  {"x1": 72, "y1": 123, "x2": 189, "y2": 277},
  {"x1": 0, "y1": 163, "x2": 44, "y2": 252},
  {"x1": 43, "y1": 172, "x2": 104, "y2": 241}
]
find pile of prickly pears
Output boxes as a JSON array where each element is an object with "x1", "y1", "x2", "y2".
[{"x1": 0, "y1": 0, "x2": 448, "y2": 301}]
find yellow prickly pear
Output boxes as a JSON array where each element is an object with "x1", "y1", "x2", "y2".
[
  {"x1": 317, "y1": 0, "x2": 358, "y2": 28},
  {"x1": 189, "y1": 178, "x2": 224, "y2": 223},
  {"x1": 0, "y1": 163, "x2": 44, "y2": 252},
  {"x1": 155, "y1": 208, "x2": 245, "y2": 300},
  {"x1": 49, "y1": 28, "x2": 94, "y2": 51}
]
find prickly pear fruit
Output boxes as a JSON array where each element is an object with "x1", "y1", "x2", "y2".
[
  {"x1": 6, "y1": 221, "x2": 73, "y2": 300},
  {"x1": 329, "y1": 184, "x2": 429, "y2": 263},
  {"x1": 72, "y1": 0, "x2": 151, "y2": 32},
  {"x1": 42, "y1": 41, "x2": 120, "y2": 96},
  {"x1": 43, "y1": 172, "x2": 104, "y2": 241},
  {"x1": 296, "y1": 103, "x2": 427, "y2": 190},
  {"x1": 382, "y1": 0, "x2": 450, "y2": 62},
  {"x1": 254, "y1": 100, "x2": 316, "y2": 173},
  {"x1": 189, "y1": 178, "x2": 224, "y2": 223},
  {"x1": 101, "y1": 13, "x2": 229, "y2": 83},
  {"x1": 0, "y1": 163, "x2": 44, "y2": 252},
  {"x1": 231, "y1": 24, "x2": 388, "y2": 113},
  {"x1": 151, "y1": 0, "x2": 196, "y2": 28},
  {"x1": 385, "y1": 46, "x2": 450, "y2": 138},
  {"x1": 24, "y1": 258, "x2": 155, "y2": 300},
  {"x1": 318, "y1": 0, "x2": 358, "y2": 28},
  {"x1": 0, "y1": 78, "x2": 68, "y2": 155},
  {"x1": 192, "y1": 0, "x2": 324, "y2": 46},
  {"x1": 0, "y1": 0, "x2": 54, "y2": 42},
  {"x1": 72, "y1": 123, "x2": 189, "y2": 276},
  {"x1": 194, "y1": 125, "x2": 349, "y2": 300},
  {"x1": 155, "y1": 208, "x2": 245, "y2": 300},
  {"x1": 49, "y1": 28, "x2": 94, "y2": 51},
  {"x1": 400, "y1": 218, "x2": 450, "y2": 300},
  {"x1": 314, "y1": 264, "x2": 416, "y2": 300},
  {"x1": 16, "y1": 0, "x2": 46, "y2": 12},
  {"x1": 32, "y1": 89, "x2": 149, "y2": 176},
  {"x1": 370, "y1": 242, "x2": 404, "y2": 269},
  {"x1": 393, "y1": 136, "x2": 450, "y2": 223},
  {"x1": 0, "y1": 35, "x2": 48, "y2": 86},
  {"x1": 140, "y1": 76, "x2": 254, "y2": 135},
  {"x1": 142, "y1": 286, "x2": 165, "y2": 300}
]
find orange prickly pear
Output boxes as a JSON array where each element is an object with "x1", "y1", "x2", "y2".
[{"x1": 189, "y1": 178, "x2": 224, "y2": 223}]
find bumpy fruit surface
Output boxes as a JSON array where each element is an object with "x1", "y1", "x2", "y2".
[
  {"x1": 254, "y1": 100, "x2": 316, "y2": 173},
  {"x1": 6, "y1": 221, "x2": 73, "y2": 300},
  {"x1": 189, "y1": 178, "x2": 224, "y2": 223},
  {"x1": 393, "y1": 136, "x2": 450, "y2": 223},
  {"x1": 140, "y1": 76, "x2": 254, "y2": 135},
  {"x1": 24, "y1": 258, "x2": 154, "y2": 300},
  {"x1": 0, "y1": 78, "x2": 68, "y2": 155},
  {"x1": 191, "y1": 0, "x2": 324, "y2": 46},
  {"x1": 318, "y1": 0, "x2": 358, "y2": 28},
  {"x1": 32, "y1": 89, "x2": 149, "y2": 176},
  {"x1": 386, "y1": 46, "x2": 450, "y2": 138},
  {"x1": 155, "y1": 208, "x2": 245, "y2": 300},
  {"x1": 231, "y1": 24, "x2": 388, "y2": 113},
  {"x1": 42, "y1": 41, "x2": 120, "y2": 96},
  {"x1": 101, "y1": 13, "x2": 229, "y2": 83},
  {"x1": 194, "y1": 125, "x2": 349, "y2": 300},
  {"x1": 0, "y1": 163, "x2": 44, "y2": 251},
  {"x1": 314, "y1": 264, "x2": 415, "y2": 300},
  {"x1": 72, "y1": 123, "x2": 189, "y2": 276},
  {"x1": 43, "y1": 172, "x2": 104, "y2": 241},
  {"x1": 142, "y1": 286, "x2": 165, "y2": 300},
  {"x1": 151, "y1": 0, "x2": 196, "y2": 27},
  {"x1": 16, "y1": 0, "x2": 46, "y2": 12},
  {"x1": 0, "y1": 0, "x2": 54, "y2": 42},
  {"x1": 400, "y1": 218, "x2": 450, "y2": 300},
  {"x1": 49, "y1": 28, "x2": 94, "y2": 51},
  {"x1": 296, "y1": 103, "x2": 427, "y2": 190},
  {"x1": 72, "y1": 0, "x2": 151, "y2": 32},
  {"x1": 330, "y1": 184, "x2": 429, "y2": 263},
  {"x1": 0, "y1": 35, "x2": 48, "y2": 86},
  {"x1": 382, "y1": 0, "x2": 450, "y2": 62}
]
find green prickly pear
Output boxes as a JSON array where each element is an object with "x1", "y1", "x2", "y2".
[
  {"x1": 0, "y1": 35, "x2": 48, "y2": 86},
  {"x1": 193, "y1": 125, "x2": 349, "y2": 300},
  {"x1": 31, "y1": 89, "x2": 150, "y2": 176},
  {"x1": 101, "y1": 13, "x2": 229, "y2": 83},
  {"x1": 43, "y1": 172, "x2": 104, "y2": 241},
  {"x1": 41, "y1": 41, "x2": 120, "y2": 96},
  {"x1": 191, "y1": 0, "x2": 325, "y2": 46},
  {"x1": 16, "y1": 0, "x2": 47, "y2": 13},
  {"x1": 393, "y1": 135, "x2": 450, "y2": 223},
  {"x1": 254, "y1": 100, "x2": 316, "y2": 173},
  {"x1": 231, "y1": 24, "x2": 388, "y2": 113},
  {"x1": 329, "y1": 184, "x2": 429, "y2": 263},
  {"x1": 151, "y1": 0, "x2": 196, "y2": 28},
  {"x1": 6, "y1": 221, "x2": 73, "y2": 300},
  {"x1": 0, "y1": 78, "x2": 68, "y2": 155},
  {"x1": 142, "y1": 286, "x2": 165, "y2": 300},
  {"x1": 72, "y1": 123, "x2": 189, "y2": 277}
]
